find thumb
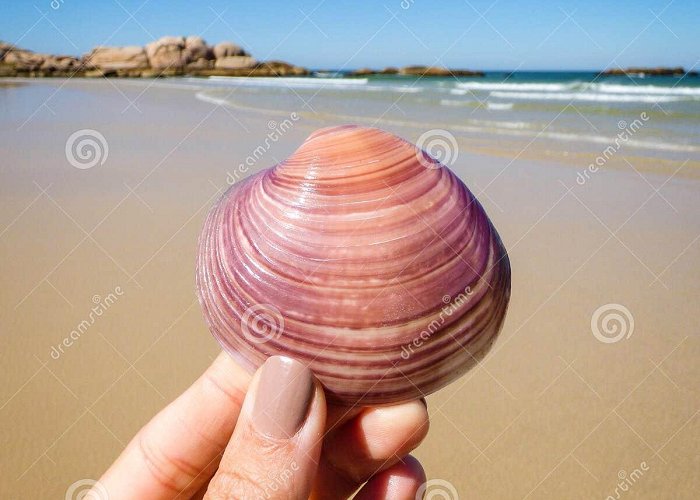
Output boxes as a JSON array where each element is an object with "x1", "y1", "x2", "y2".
[{"x1": 205, "y1": 356, "x2": 326, "y2": 500}]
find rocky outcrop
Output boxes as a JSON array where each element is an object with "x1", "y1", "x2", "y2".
[
  {"x1": 213, "y1": 42, "x2": 247, "y2": 59},
  {"x1": 41, "y1": 55, "x2": 82, "y2": 72},
  {"x1": 0, "y1": 36, "x2": 306, "y2": 78},
  {"x1": 184, "y1": 36, "x2": 211, "y2": 61},
  {"x1": 0, "y1": 42, "x2": 14, "y2": 60},
  {"x1": 350, "y1": 68, "x2": 376, "y2": 76},
  {"x1": 399, "y1": 65, "x2": 484, "y2": 77},
  {"x1": 349, "y1": 66, "x2": 481, "y2": 77},
  {"x1": 85, "y1": 46, "x2": 148, "y2": 72},
  {"x1": 601, "y1": 67, "x2": 696, "y2": 77},
  {"x1": 145, "y1": 36, "x2": 187, "y2": 69},
  {"x1": 196, "y1": 61, "x2": 308, "y2": 77},
  {"x1": 214, "y1": 55, "x2": 257, "y2": 70},
  {"x1": 0, "y1": 45, "x2": 81, "y2": 76},
  {"x1": 3, "y1": 49, "x2": 47, "y2": 70}
]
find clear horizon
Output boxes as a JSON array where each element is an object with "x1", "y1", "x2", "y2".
[{"x1": 3, "y1": 0, "x2": 698, "y2": 71}]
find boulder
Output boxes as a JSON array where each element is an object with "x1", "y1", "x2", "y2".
[
  {"x1": 185, "y1": 57, "x2": 214, "y2": 71},
  {"x1": 214, "y1": 55, "x2": 256, "y2": 70},
  {"x1": 145, "y1": 36, "x2": 186, "y2": 69},
  {"x1": 85, "y1": 46, "x2": 148, "y2": 71},
  {"x1": 40, "y1": 55, "x2": 81, "y2": 72},
  {"x1": 213, "y1": 41, "x2": 246, "y2": 59},
  {"x1": 0, "y1": 41, "x2": 15, "y2": 60},
  {"x1": 257, "y1": 60, "x2": 307, "y2": 76},
  {"x1": 184, "y1": 35, "x2": 211, "y2": 62},
  {"x1": 3, "y1": 49, "x2": 46, "y2": 70}
]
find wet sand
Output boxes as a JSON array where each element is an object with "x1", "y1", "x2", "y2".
[{"x1": 1, "y1": 79, "x2": 698, "y2": 499}]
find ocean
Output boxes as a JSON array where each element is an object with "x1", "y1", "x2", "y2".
[{"x1": 176, "y1": 71, "x2": 700, "y2": 162}]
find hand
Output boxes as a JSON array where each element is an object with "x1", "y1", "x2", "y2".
[{"x1": 96, "y1": 353, "x2": 430, "y2": 499}]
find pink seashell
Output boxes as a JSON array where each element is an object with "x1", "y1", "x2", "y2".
[{"x1": 196, "y1": 125, "x2": 510, "y2": 405}]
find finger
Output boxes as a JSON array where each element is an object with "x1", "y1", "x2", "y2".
[
  {"x1": 354, "y1": 455, "x2": 426, "y2": 500},
  {"x1": 325, "y1": 403, "x2": 364, "y2": 431},
  {"x1": 313, "y1": 399, "x2": 429, "y2": 497},
  {"x1": 99, "y1": 352, "x2": 252, "y2": 499},
  {"x1": 205, "y1": 356, "x2": 326, "y2": 500}
]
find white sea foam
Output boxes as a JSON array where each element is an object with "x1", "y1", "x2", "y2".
[
  {"x1": 592, "y1": 83, "x2": 700, "y2": 96},
  {"x1": 489, "y1": 90, "x2": 684, "y2": 103},
  {"x1": 205, "y1": 76, "x2": 369, "y2": 88},
  {"x1": 440, "y1": 99, "x2": 513, "y2": 110},
  {"x1": 196, "y1": 76, "x2": 423, "y2": 95},
  {"x1": 194, "y1": 92, "x2": 231, "y2": 107},
  {"x1": 440, "y1": 99, "x2": 473, "y2": 106},
  {"x1": 456, "y1": 81, "x2": 578, "y2": 92},
  {"x1": 455, "y1": 80, "x2": 700, "y2": 101},
  {"x1": 486, "y1": 102, "x2": 514, "y2": 110}
]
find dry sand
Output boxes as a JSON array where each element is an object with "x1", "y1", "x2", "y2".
[{"x1": 0, "y1": 79, "x2": 698, "y2": 499}]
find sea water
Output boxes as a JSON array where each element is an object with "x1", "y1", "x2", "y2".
[{"x1": 181, "y1": 71, "x2": 700, "y2": 161}]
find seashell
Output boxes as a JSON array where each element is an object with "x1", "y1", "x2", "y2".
[{"x1": 196, "y1": 125, "x2": 510, "y2": 406}]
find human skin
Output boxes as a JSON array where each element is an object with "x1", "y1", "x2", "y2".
[{"x1": 95, "y1": 353, "x2": 430, "y2": 499}]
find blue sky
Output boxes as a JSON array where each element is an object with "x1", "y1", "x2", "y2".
[{"x1": 3, "y1": 0, "x2": 698, "y2": 70}]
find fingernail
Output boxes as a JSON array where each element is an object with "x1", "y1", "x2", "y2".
[{"x1": 253, "y1": 356, "x2": 314, "y2": 439}]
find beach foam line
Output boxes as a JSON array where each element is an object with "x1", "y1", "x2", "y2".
[
  {"x1": 487, "y1": 102, "x2": 514, "y2": 110},
  {"x1": 592, "y1": 83, "x2": 700, "y2": 96},
  {"x1": 489, "y1": 90, "x2": 685, "y2": 103},
  {"x1": 440, "y1": 98, "x2": 475, "y2": 107},
  {"x1": 192, "y1": 76, "x2": 424, "y2": 94},
  {"x1": 440, "y1": 99, "x2": 514, "y2": 110},
  {"x1": 203, "y1": 76, "x2": 369, "y2": 87},
  {"x1": 456, "y1": 81, "x2": 579, "y2": 92},
  {"x1": 194, "y1": 90, "x2": 700, "y2": 154},
  {"x1": 370, "y1": 85, "x2": 422, "y2": 93}
]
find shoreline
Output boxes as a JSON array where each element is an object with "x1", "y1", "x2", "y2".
[{"x1": 5, "y1": 77, "x2": 698, "y2": 181}]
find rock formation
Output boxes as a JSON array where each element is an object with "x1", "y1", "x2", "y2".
[
  {"x1": 399, "y1": 65, "x2": 484, "y2": 77},
  {"x1": 213, "y1": 42, "x2": 247, "y2": 59},
  {"x1": 0, "y1": 36, "x2": 307, "y2": 78},
  {"x1": 214, "y1": 55, "x2": 257, "y2": 70},
  {"x1": 85, "y1": 46, "x2": 149, "y2": 72},
  {"x1": 348, "y1": 66, "x2": 483, "y2": 77},
  {"x1": 601, "y1": 67, "x2": 697, "y2": 77}
]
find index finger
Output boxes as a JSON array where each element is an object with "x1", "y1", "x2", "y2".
[{"x1": 98, "y1": 352, "x2": 251, "y2": 499}]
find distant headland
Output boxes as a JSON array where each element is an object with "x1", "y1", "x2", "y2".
[{"x1": 600, "y1": 66, "x2": 697, "y2": 77}]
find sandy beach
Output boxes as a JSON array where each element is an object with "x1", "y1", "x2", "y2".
[{"x1": 1, "y1": 78, "x2": 699, "y2": 499}]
